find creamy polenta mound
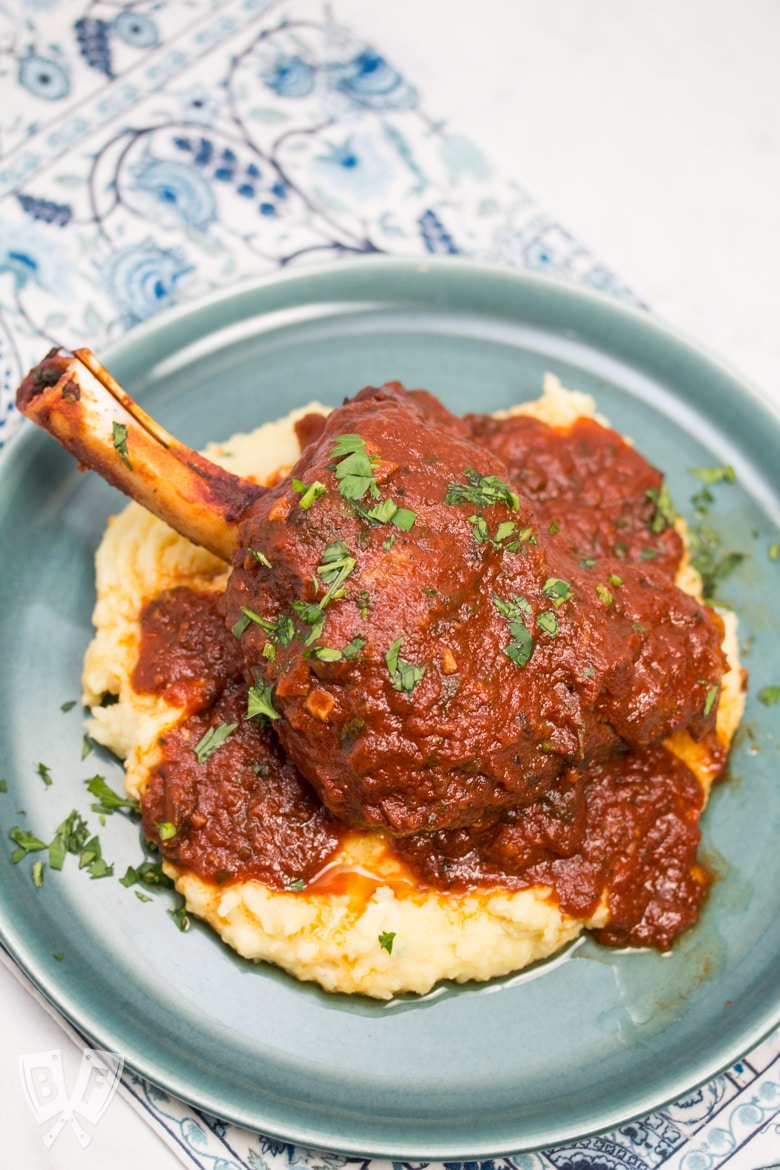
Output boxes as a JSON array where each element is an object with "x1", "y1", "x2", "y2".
[{"x1": 81, "y1": 377, "x2": 745, "y2": 999}]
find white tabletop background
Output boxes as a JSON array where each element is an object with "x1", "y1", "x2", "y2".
[{"x1": 2, "y1": 1, "x2": 779, "y2": 1165}]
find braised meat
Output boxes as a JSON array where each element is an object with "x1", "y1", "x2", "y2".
[{"x1": 224, "y1": 384, "x2": 727, "y2": 836}]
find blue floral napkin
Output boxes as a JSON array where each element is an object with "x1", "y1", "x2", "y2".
[
  {"x1": 0, "y1": 0, "x2": 635, "y2": 441},
  {"x1": 1, "y1": 2, "x2": 779, "y2": 1168}
]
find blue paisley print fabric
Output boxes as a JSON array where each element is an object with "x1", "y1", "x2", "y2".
[
  {"x1": 0, "y1": 2, "x2": 778, "y2": 1168},
  {"x1": 0, "y1": 0, "x2": 636, "y2": 443},
  {"x1": 120, "y1": 1037, "x2": 780, "y2": 1170}
]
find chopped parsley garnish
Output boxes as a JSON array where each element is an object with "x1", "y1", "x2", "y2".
[
  {"x1": 687, "y1": 525, "x2": 745, "y2": 599},
  {"x1": 468, "y1": 515, "x2": 526, "y2": 551},
  {"x1": 536, "y1": 611, "x2": 558, "y2": 636},
  {"x1": 757, "y1": 685, "x2": 780, "y2": 707},
  {"x1": 112, "y1": 421, "x2": 132, "y2": 470},
  {"x1": 294, "y1": 601, "x2": 325, "y2": 625},
  {"x1": 9, "y1": 826, "x2": 48, "y2": 864},
  {"x1": 85, "y1": 774, "x2": 139, "y2": 814},
  {"x1": 168, "y1": 905, "x2": 191, "y2": 932},
  {"x1": 504, "y1": 628, "x2": 534, "y2": 668},
  {"x1": 239, "y1": 608, "x2": 295, "y2": 647},
  {"x1": 542, "y1": 578, "x2": 572, "y2": 607},
  {"x1": 120, "y1": 860, "x2": 174, "y2": 890},
  {"x1": 60, "y1": 700, "x2": 77, "y2": 713},
  {"x1": 78, "y1": 835, "x2": 113, "y2": 879},
  {"x1": 493, "y1": 595, "x2": 532, "y2": 619},
  {"x1": 357, "y1": 590, "x2": 371, "y2": 619},
  {"x1": 385, "y1": 637, "x2": 426, "y2": 694},
  {"x1": 241, "y1": 606, "x2": 272, "y2": 629},
  {"x1": 580, "y1": 556, "x2": 597, "y2": 569},
  {"x1": 343, "y1": 636, "x2": 366, "y2": 659},
  {"x1": 316, "y1": 541, "x2": 357, "y2": 606},
  {"x1": 232, "y1": 612, "x2": 251, "y2": 638},
  {"x1": 702, "y1": 551, "x2": 745, "y2": 595},
  {"x1": 289, "y1": 878, "x2": 306, "y2": 892},
  {"x1": 308, "y1": 635, "x2": 364, "y2": 663},
  {"x1": 81, "y1": 735, "x2": 94, "y2": 760},
  {"x1": 596, "y1": 583, "x2": 613, "y2": 607},
  {"x1": 32, "y1": 860, "x2": 45, "y2": 888},
  {"x1": 469, "y1": 513, "x2": 490, "y2": 543},
  {"x1": 496, "y1": 520, "x2": 519, "y2": 543},
  {"x1": 291, "y1": 600, "x2": 326, "y2": 645},
  {"x1": 194, "y1": 722, "x2": 238, "y2": 764},
  {"x1": 689, "y1": 465, "x2": 736, "y2": 485},
  {"x1": 313, "y1": 646, "x2": 343, "y2": 662},
  {"x1": 330, "y1": 433, "x2": 380, "y2": 501},
  {"x1": 329, "y1": 434, "x2": 417, "y2": 531},
  {"x1": 36, "y1": 762, "x2": 52, "y2": 788},
  {"x1": 691, "y1": 486, "x2": 715, "y2": 513},
  {"x1": 390, "y1": 506, "x2": 417, "y2": 531},
  {"x1": 445, "y1": 468, "x2": 520, "y2": 512},
  {"x1": 609, "y1": 574, "x2": 623, "y2": 588},
  {"x1": 646, "y1": 483, "x2": 677, "y2": 533},
  {"x1": 49, "y1": 810, "x2": 90, "y2": 870},
  {"x1": 275, "y1": 614, "x2": 295, "y2": 646},
  {"x1": 703, "y1": 684, "x2": 720, "y2": 718},
  {"x1": 493, "y1": 593, "x2": 534, "y2": 668},
  {"x1": 355, "y1": 495, "x2": 418, "y2": 532},
  {"x1": 378, "y1": 931, "x2": 396, "y2": 954},
  {"x1": 156, "y1": 821, "x2": 177, "y2": 841},
  {"x1": 769, "y1": 543, "x2": 780, "y2": 562},
  {"x1": 364, "y1": 497, "x2": 397, "y2": 524},
  {"x1": 247, "y1": 681, "x2": 281, "y2": 722},
  {"x1": 249, "y1": 547, "x2": 272, "y2": 568},
  {"x1": 292, "y1": 479, "x2": 327, "y2": 510},
  {"x1": 0, "y1": 779, "x2": 7, "y2": 793},
  {"x1": 28, "y1": 822, "x2": 111, "y2": 880}
]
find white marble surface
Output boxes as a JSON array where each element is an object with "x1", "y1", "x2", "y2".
[
  {"x1": 356, "y1": 0, "x2": 780, "y2": 410},
  {"x1": 3, "y1": 1, "x2": 779, "y2": 1165}
]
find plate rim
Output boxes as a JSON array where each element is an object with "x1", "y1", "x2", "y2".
[
  {"x1": 1, "y1": 254, "x2": 779, "y2": 1159},
  {"x1": 5, "y1": 254, "x2": 779, "y2": 460}
]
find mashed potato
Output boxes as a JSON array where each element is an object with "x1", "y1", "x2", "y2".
[{"x1": 82, "y1": 377, "x2": 744, "y2": 999}]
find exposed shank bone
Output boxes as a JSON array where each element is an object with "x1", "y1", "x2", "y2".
[{"x1": 16, "y1": 348, "x2": 263, "y2": 562}]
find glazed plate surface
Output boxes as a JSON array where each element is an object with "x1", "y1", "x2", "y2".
[{"x1": 1, "y1": 257, "x2": 779, "y2": 1158}]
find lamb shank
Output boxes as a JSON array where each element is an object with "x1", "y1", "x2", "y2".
[{"x1": 16, "y1": 349, "x2": 728, "y2": 836}]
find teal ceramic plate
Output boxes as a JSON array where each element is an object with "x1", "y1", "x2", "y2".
[{"x1": 1, "y1": 257, "x2": 779, "y2": 1158}]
